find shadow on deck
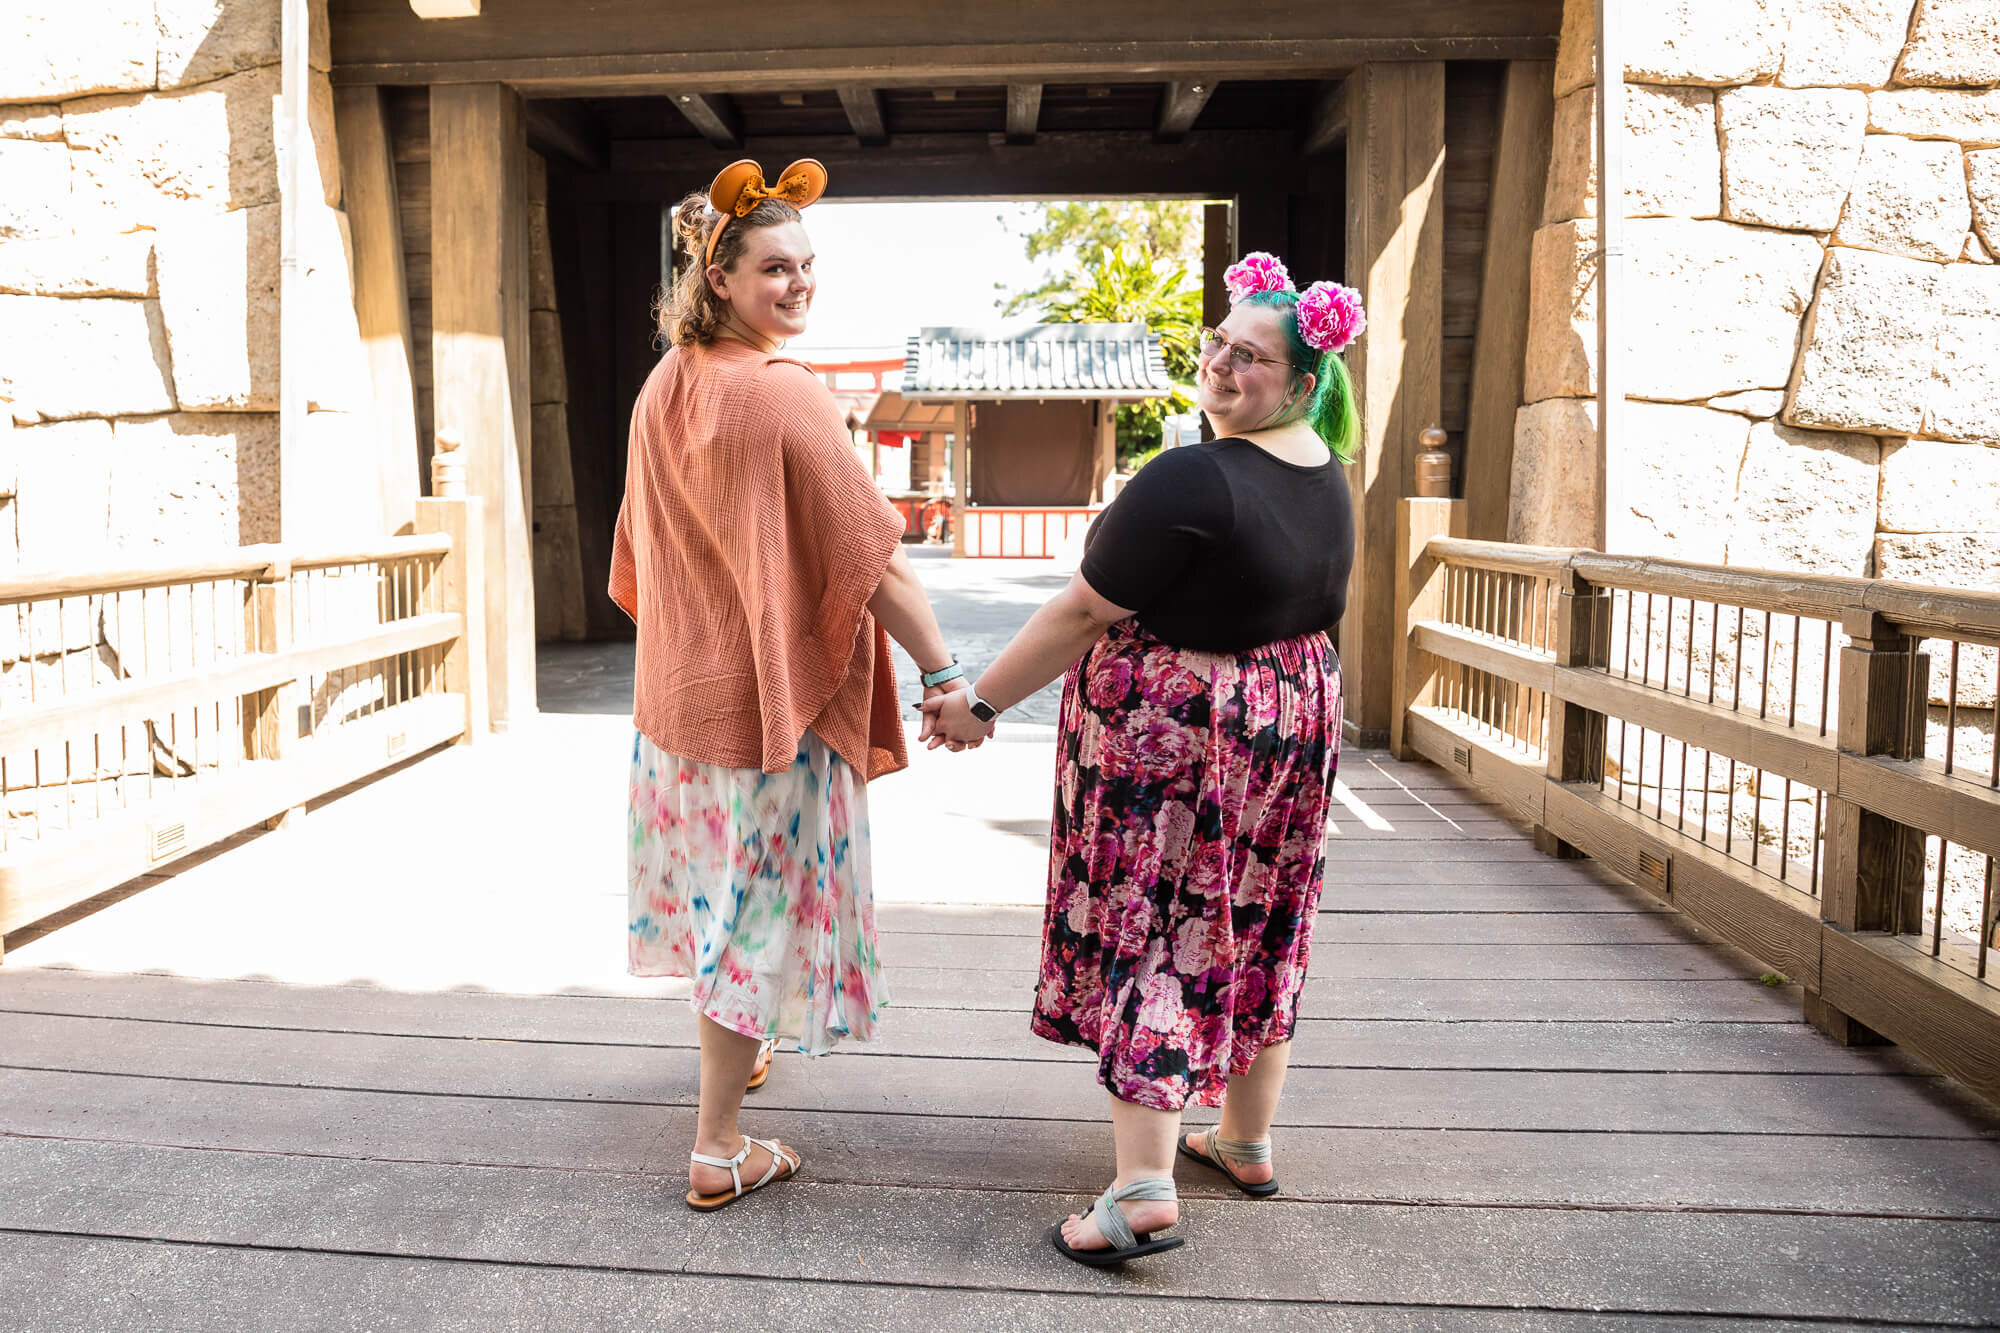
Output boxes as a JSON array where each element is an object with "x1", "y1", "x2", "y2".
[{"x1": 1, "y1": 643, "x2": 1997, "y2": 1328}]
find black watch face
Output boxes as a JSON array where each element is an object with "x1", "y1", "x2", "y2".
[{"x1": 970, "y1": 700, "x2": 998, "y2": 722}]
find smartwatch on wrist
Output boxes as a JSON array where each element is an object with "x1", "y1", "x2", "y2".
[{"x1": 967, "y1": 690, "x2": 1000, "y2": 723}]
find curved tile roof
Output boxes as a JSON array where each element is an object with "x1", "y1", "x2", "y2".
[{"x1": 900, "y1": 322, "x2": 1174, "y2": 401}]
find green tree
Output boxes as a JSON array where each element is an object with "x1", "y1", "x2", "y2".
[
  {"x1": 999, "y1": 200, "x2": 1202, "y2": 316},
  {"x1": 1033, "y1": 242, "x2": 1202, "y2": 465}
]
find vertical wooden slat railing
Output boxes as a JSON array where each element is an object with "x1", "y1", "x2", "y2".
[
  {"x1": 0, "y1": 493, "x2": 484, "y2": 961},
  {"x1": 1392, "y1": 496, "x2": 2000, "y2": 1106}
]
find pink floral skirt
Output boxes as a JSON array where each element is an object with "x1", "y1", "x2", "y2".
[{"x1": 1031, "y1": 620, "x2": 1341, "y2": 1110}]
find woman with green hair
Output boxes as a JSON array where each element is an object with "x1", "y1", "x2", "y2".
[{"x1": 922, "y1": 252, "x2": 1361, "y2": 1265}]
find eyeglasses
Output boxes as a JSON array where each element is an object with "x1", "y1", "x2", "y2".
[{"x1": 1197, "y1": 327, "x2": 1296, "y2": 374}]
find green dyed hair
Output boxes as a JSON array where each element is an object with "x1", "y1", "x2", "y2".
[{"x1": 1236, "y1": 289, "x2": 1360, "y2": 463}]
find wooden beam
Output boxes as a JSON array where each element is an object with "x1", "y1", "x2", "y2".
[
  {"x1": 838, "y1": 86, "x2": 888, "y2": 145},
  {"x1": 331, "y1": 84, "x2": 422, "y2": 537},
  {"x1": 1201, "y1": 200, "x2": 1234, "y2": 334},
  {"x1": 328, "y1": 2, "x2": 1564, "y2": 92},
  {"x1": 1156, "y1": 78, "x2": 1216, "y2": 140},
  {"x1": 523, "y1": 98, "x2": 608, "y2": 168},
  {"x1": 1302, "y1": 78, "x2": 1347, "y2": 155},
  {"x1": 1391, "y1": 498, "x2": 1467, "y2": 760},
  {"x1": 672, "y1": 92, "x2": 742, "y2": 148},
  {"x1": 1342, "y1": 61, "x2": 1445, "y2": 747},
  {"x1": 1464, "y1": 60, "x2": 1553, "y2": 542},
  {"x1": 431, "y1": 83, "x2": 536, "y2": 728},
  {"x1": 1005, "y1": 82, "x2": 1042, "y2": 145},
  {"x1": 600, "y1": 129, "x2": 1300, "y2": 200}
]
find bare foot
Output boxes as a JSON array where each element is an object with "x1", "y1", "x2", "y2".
[
  {"x1": 689, "y1": 1136, "x2": 797, "y2": 1197},
  {"x1": 1058, "y1": 1191, "x2": 1179, "y2": 1251},
  {"x1": 1186, "y1": 1130, "x2": 1274, "y2": 1185}
]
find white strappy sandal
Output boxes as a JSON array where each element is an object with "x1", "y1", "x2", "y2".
[{"x1": 685, "y1": 1135, "x2": 802, "y2": 1212}]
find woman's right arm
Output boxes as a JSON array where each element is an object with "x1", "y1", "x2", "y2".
[{"x1": 867, "y1": 545, "x2": 954, "y2": 677}]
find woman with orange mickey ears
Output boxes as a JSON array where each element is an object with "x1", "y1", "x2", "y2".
[
  {"x1": 611, "y1": 159, "x2": 971, "y2": 1213},
  {"x1": 924, "y1": 253, "x2": 1363, "y2": 1265}
]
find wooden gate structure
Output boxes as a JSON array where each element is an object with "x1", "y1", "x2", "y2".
[
  {"x1": 323, "y1": 0, "x2": 1563, "y2": 744},
  {"x1": 1391, "y1": 496, "x2": 2000, "y2": 1105}
]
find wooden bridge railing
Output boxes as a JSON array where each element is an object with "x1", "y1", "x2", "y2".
[
  {"x1": 1393, "y1": 497, "x2": 2000, "y2": 1105},
  {"x1": 0, "y1": 496, "x2": 485, "y2": 959}
]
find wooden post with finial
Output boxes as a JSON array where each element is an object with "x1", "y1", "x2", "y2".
[
  {"x1": 1415, "y1": 425, "x2": 1453, "y2": 498},
  {"x1": 412, "y1": 425, "x2": 487, "y2": 740}
]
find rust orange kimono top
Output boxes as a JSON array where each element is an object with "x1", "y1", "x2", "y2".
[{"x1": 608, "y1": 336, "x2": 909, "y2": 781}]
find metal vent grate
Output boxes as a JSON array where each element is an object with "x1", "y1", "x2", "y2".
[
  {"x1": 1451, "y1": 745, "x2": 1472, "y2": 774},
  {"x1": 387, "y1": 730, "x2": 408, "y2": 759},
  {"x1": 1636, "y1": 839, "x2": 1671, "y2": 894},
  {"x1": 148, "y1": 820, "x2": 188, "y2": 863}
]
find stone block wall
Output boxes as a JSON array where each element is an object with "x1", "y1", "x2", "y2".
[
  {"x1": 1515, "y1": 0, "x2": 2000, "y2": 614},
  {"x1": 0, "y1": 0, "x2": 373, "y2": 572}
]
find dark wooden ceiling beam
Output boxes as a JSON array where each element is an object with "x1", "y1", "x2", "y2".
[
  {"x1": 672, "y1": 92, "x2": 742, "y2": 148},
  {"x1": 1005, "y1": 82, "x2": 1042, "y2": 145},
  {"x1": 329, "y1": 32, "x2": 1560, "y2": 93},
  {"x1": 1302, "y1": 78, "x2": 1348, "y2": 154},
  {"x1": 1155, "y1": 79, "x2": 1216, "y2": 141},
  {"x1": 594, "y1": 128, "x2": 1299, "y2": 200},
  {"x1": 837, "y1": 86, "x2": 888, "y2": 146},
  {"x1": 523, "y1": 98, "x2": 608, "y2": 168}
]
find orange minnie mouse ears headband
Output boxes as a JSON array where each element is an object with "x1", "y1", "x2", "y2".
[{"x1": 703, "y1": 157, "x2": 829, "y2": 267}]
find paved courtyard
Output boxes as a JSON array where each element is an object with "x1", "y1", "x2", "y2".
[{"x1": 2, "y1": 554, "x2": 1997, "y2": 1329}]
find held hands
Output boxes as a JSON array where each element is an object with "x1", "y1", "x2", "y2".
[
  {"x1": 916, "y1": 677, "x2": 983, "y2": 753},
  {"x1": 918, "y1": 688, "x2": 996, "y2": 751}
]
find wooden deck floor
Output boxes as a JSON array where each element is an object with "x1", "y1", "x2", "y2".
[{"x1": 3, "y1": 748, "x2": 1998, "y2": 1329}]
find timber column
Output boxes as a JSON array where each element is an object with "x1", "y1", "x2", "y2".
[
  {"x1": 430, "y1": 84, "x2": 537, "y2": 728},
  {"x1": 1342, "y1": 62, "x2": 1444, "y2": 748}
]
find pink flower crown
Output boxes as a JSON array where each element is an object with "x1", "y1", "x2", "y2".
[{"x1": 1221, "y1": 251, "x2": 1366, "y2": 354}]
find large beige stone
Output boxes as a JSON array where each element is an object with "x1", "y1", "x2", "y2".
[
  {"x1": 1879, "y1": 438, "x2": 2000, "y2": 531},
  {"x1": 1522, "y1": 217, "x2": 1825, "y2": 405},
  {"x1": 1786, "y1": 247, "x2": 1943, "y2": 436},
  {"x1": 109, "y1": 412, "x2": 280, "y2": 549},
  {"x1": 1897, "y1": 0, "x2": 2000, "y2": 87},
  {"x1": 1553, "y1": 0, "x2": 1785, "y2": 95},
  {"x1": 1727, "y1": 423, "x2": 1879, "y2": 574},
  {"x1": 1877, "y1": 532, "x2": 2000, "y2": 587},
  {"x1": 1968, "y1": 150, "x2": 2000, "y2": 255},
  {"x1": 0, "y1": 105, "x2": 62, "y2": 141},
  {"x1": 1606, "y1": 402, "x2": 1749, "y2": 562},
  {"x1": 1508, "y1": 397, "x2": 1598, "y2": 547},
  {"x1": 64, "y1": 65, "x2": 340, "y2": 229},
  {"x1": 1522, "y1": 219, "x2": 1597, "y2": 402},
  {"x1": 154, "y1": 203, "x2": 277, "y2": 410},
  {"x1": 155, "y1": 201, "x2": 365, "y2": 413},
  {"x1": 12, "y1": 419, "x2": 115, "y2": 566},
  {"x1": 0, "y1": 296, "x2": 177, "y2": 421},
  {"x1": 1625, "y1": 219, "x2": 1827, "y2": 401},
  {"x1": 1780, "y1": 0, "x2": 1919, "y2": 87},
  {"x1": 1543, "y1": 85, "x2": 1721, "y2": 224},
  {"x1": 1926, "y1": 263, "x2": 2000, "y2": 446},
  {"x1": 0, "y1": 232, "x2": 154, "y2": 297},
  {"x1": 155, "y1": 0, "x2": 330, "y2": 89},
  {"x1": 1870, "y1": 88, "x2": 2000, "y2": 147},
  {"x1": 1717, "y1": 87, "x2": 1868, "y2": 232},
  {"x1": 1834, "y1": 135, "x2": 1973, "y2": 262},
  {"x1": 0, "y1": 0, "x2": 155, "y2": 103},
  {"x1": 0, "y1": 140, "x2": 72, "y2": 239}
]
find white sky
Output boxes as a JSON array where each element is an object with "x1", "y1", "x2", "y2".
[{"x1": 784, "y1": 200, "x2": 1059, "y2": 357}]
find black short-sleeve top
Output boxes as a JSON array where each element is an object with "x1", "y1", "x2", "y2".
[{"x1": 1079, "y1": 437, "x2": 1356, "y2": 654}]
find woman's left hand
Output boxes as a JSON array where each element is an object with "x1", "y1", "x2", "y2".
[{"x1": 919, "y1": 689, "x2": 995, "y2": 750}]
